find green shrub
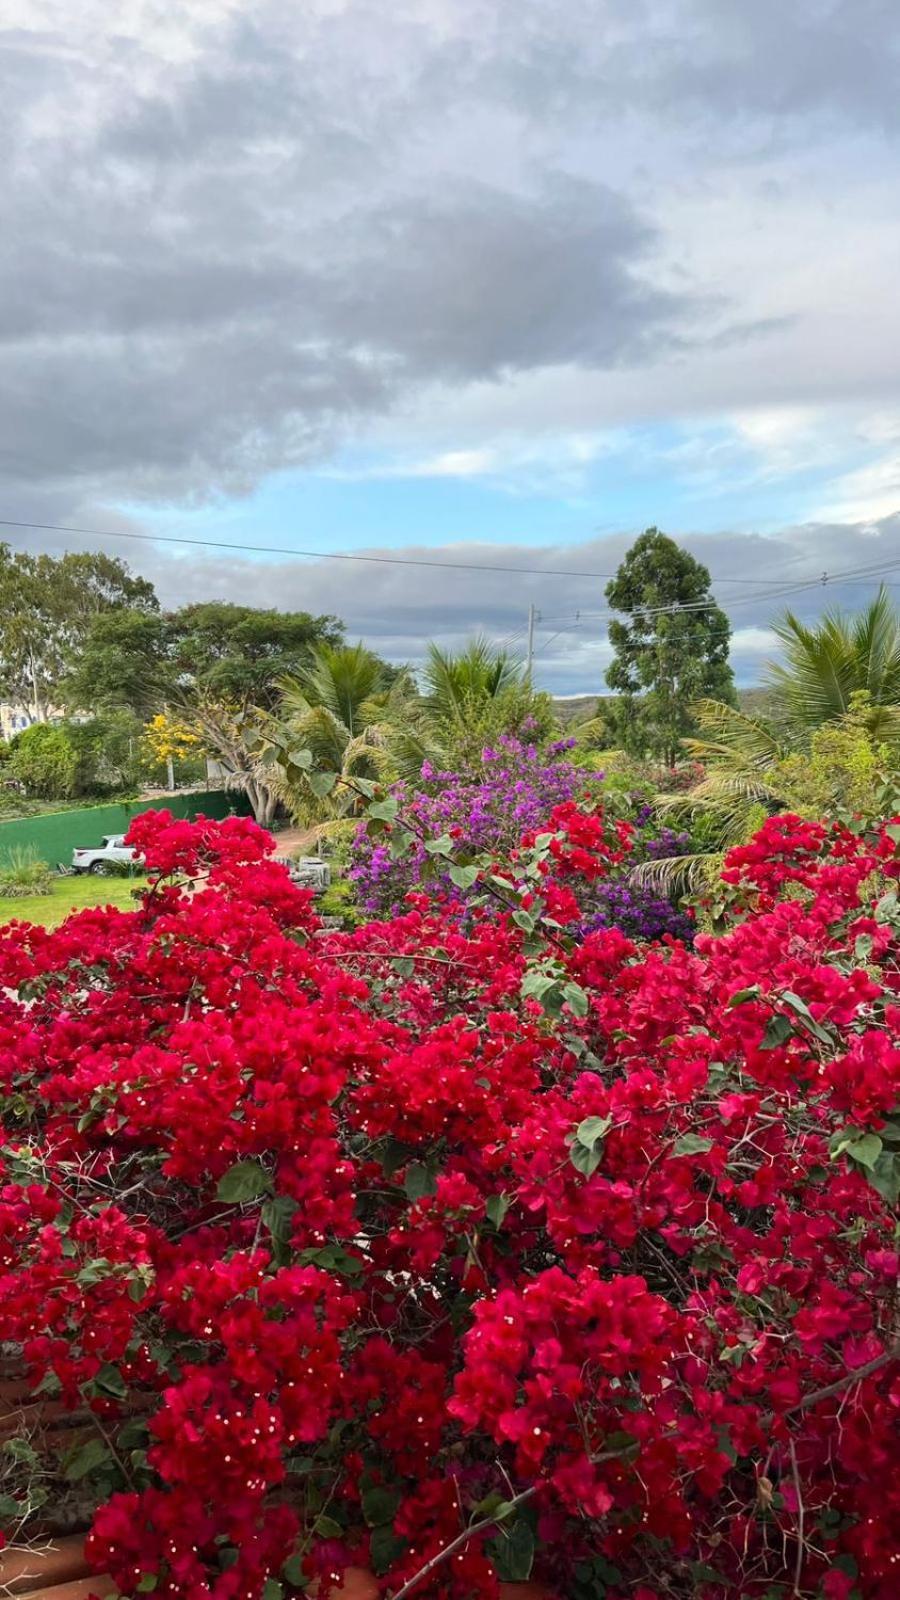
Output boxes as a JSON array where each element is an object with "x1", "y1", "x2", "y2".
[
  {"x1": 7, "y1": 713, "x2": 150, "y2": 801},
  {"x1": 9, "y1": 724, "x2": 80, "y2": 799},
  {"x1": 316, "y1": 875, "x2": 364, "y2": 927},
  {"x1": 0, "y1": 845, "x2": 55, "y2": 898}
]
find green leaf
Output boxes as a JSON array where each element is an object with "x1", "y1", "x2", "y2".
[
  {"x1": 688, "y1": 1562, "x2": 730, "y2": 1587},
  {"x1": 575, "y1": 1114, "x2": 612, "y2": 1150},
  {"x1": 842, "y1": 1132, "x2": 883, "y2": 1170},
  {"x1": 488, "y1": 1519, "x2": 535, "y2": 1583},
  {"x1": 216, "y1": 1160, "x2": 273, "y2": 1204},
  {"x1": 370, "y1": 1525, "x2": 407, "y2": 1576},
  {"x1": 674, "y1": 1133, "x2": 714, "y2": 1156},
  {"x1": 368, "y1": 797, "x2": 399, "y2": 824},
  {"x1": 404, "y1": 1162, "x2": 437, "y2": 1202},
  {"x1": 307, "y1": 770, "x2": 338, "y2": 798},
  {"x1": 352, "y1": 776, "x2": 379, "y2": 798},
  {"x1": 262, "y1": 1195, "x2": 298, "y2": 1264},
  {"x1": 137, "y1": 1578, "x2": 158, "y2": 1594},
  {"x1": 262, "y1": 1581, "x2": 284, "y2": 1600},
  {"x1": 471, "y1": 1491, "x2": 505, "y2": 1519},
  {"x1": 288, "y1": 747, "x2": 313, "y2": 771},
  {"x1": 759, "y1": 1014, "x2": 793, "y2": 1051},
  {"x1": 424, "y1": 833, "x2": 454, "y2": 857},
  {"x1": 512, "y1": 908, "x2": 536, "y2": 933},
  {"x1": 314, "y1": 1515, "x2": 344, "y2": 1539},
  {"x1": 64, "y1": 1437, "x2": 112, "y2": 1482},
  {"x1": 885, "y1": 822, "x2": 900, "y2": 845},
  {"x1": 728, "y1": 985, "x2": 760, "y2": 1007},
  {"x1": 562, "y1": 982, "x2": 589, "y2": 1018},
  {"x1": 390, "y1": 956, "x2": 415, "y2": 979},
  {"x1": 875, "y1": 890, "x2": 897, "y2": 924},
  {"x1": 282, "y1": 1555, "x2": 307, "y2": 1586},
  {"x1": 362, "y1": 1485, "x2": 400, "y2": 1527},
  {"x1": 485, "y1": 1193, "x2": 511, "y2": 1228},
  {"x1": 300, "y1": 1244, "x2": 365, "y2": 1277},
  {"x1": 780, "y1": 991, "x2": 833, "y2": 1046},
  {"x1": 866, "y1": 1151, "x2": 900, "y2": 1205},
  {"x1": 570, "y1": 1139, "x2": 604, "y2": 1178},
  {"x1": 449, "y1": 864, "x2": 480, "y2": 891},
  {"x1": 389, "y1": 828, "x2": 416, "y2": 860},
  {"x1": 117, "y1": 1420, "x2": 149, "y2": 1450},
  {"x1": 854, "y1": 933, "x2": 873, "y2": 962},
  {"x1": 93, "y1": 1362, "x2": 128, "y2": 1401}
]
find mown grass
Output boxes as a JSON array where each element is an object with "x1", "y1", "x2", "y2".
[{"x1": 0, "y1": 875, "x2": 149, "y2": 929}]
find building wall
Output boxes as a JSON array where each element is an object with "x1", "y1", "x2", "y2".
[{"x1": 0, "y1": 790, "x2": 253, "y2": 868}]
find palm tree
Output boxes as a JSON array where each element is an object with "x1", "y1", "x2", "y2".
[
  {"x1": 765, "y1": 587, "x2": 900, "y2": 741},
  {"x1": 391, "y1": 638, "x2": 546, "y2": 780},
  {"x1": 274, "y1": 643, "x2": 414, "y2": 820},
  {"x1": 421, "y1": 638, "x2": 526, "y2": 729}
]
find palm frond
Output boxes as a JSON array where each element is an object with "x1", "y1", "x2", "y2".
[
  {"x1": 422, "y1": 637, "x2": 525, "y2": 727},
  {"x1": 630, "y1": 851, "x2": 725, "y2": 896},
  {"x1": 684, "y1": 698, "x2": 789, "y2": 769},
  {"x1": 765, "y1": 588, "x2": 900, "y2": 732}
]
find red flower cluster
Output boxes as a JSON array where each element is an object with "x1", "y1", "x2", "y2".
[{"x1": 0, "y1": 805, "x2": 897, "y2": 1599}]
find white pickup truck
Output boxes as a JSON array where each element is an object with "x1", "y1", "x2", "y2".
[{"x1": 71, "y1": 834, "x2": 143, "y2": 875}]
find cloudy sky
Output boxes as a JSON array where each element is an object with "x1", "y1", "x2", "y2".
[{"x1": 2, "y1": 0, "x2": 900, "y2": 688}]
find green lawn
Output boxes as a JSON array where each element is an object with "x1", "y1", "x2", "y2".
[{"x1": 0, "y1": 875, "x2": 149, "y2": 929}]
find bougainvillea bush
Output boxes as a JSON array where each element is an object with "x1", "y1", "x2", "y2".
[
  {"x1": 348, "y1": 734, "x2": 595, "y2": 914},
  {"x1": 348, "y1": 738, "x2": 692, "y2": 941},
  {"x1": 0, "y1": 803, "x2": 898, "y2": 1600}
]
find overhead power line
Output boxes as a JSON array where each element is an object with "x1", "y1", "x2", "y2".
[{"x1": 4, "y1": 514, "x2": 897, "y2": 593}]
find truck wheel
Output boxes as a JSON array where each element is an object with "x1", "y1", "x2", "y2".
[{"x1": 89, "y1": 860, "x2": 114, "y2": 875}]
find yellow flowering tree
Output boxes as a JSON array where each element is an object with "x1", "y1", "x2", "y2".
[{"x1": 143, "y1": 711, "x2": 200, "y2": 790}]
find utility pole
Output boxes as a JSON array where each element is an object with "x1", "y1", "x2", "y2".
[{"x1": 526, "y1": 603, "x2": 538, "y2": 679}]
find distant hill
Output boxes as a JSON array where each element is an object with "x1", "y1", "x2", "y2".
[
  {"x1": 738, "y1": 687, "x2": 783, "y2": 723},
  {"x1": 553, "y1": 695, "x2": 601, "y2": 728},
  {"x1": 553, "y1": 688, "x2": 787, "y2": 733}
]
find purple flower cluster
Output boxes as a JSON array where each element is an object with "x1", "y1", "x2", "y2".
[
  {"x1": 350, "y1": 740, "x2": 697, "y2": 944},
  {"x1": 637, "y1": 821, "x2": 692, "y2": 862},
  {"x1": 578, "y1": 881, "x2": 696, "y2": 945},
  {"x1": 349, "y1": 735, "x2": 596, "y2": 915}
]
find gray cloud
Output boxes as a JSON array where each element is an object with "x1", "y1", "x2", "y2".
[{"x1": 0, "y1": 0, "x2": 898, "y2": 518}]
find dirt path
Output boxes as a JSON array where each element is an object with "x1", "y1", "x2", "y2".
[{"x1": 268, "y1": 823, "x2": 319, "y2": 856}]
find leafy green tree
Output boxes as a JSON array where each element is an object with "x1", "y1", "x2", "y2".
[
  {"x1": 0, "y1": 546, "x2": 157, "y2": 720},
  {"x1": 170, "y1": 603, "x2": 344, "y2": 707},
  {"x1": 189, "y1": 699, "x2": 282, "y2": 828},
  {"x1": 604, "y1": 529, "x2": 735, "y2": 764},
  {"x1": 420, "y1": 638, "x2": 525, "y2": 728},
  {"x1": 67, "y1": 711, "x2": 146, "y2": 795},
  {"x1": 66, "y1": 599, "x2": 345, "y2": 717},
  {"x1": 63, "y1": 609, "x2": 171, "y2": 716},
  {"x1": 765, "y1": 586, "x2": 900, "y2": 740}
]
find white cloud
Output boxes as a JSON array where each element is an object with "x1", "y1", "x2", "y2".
[{"x1": 816, "y1": 452, "x2": 900, "y2": 524}]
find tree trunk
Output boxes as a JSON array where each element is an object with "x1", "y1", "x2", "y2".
[
  {"x1": 166, "y1": 756, "x2": 175, "y2": 791},
  {"x1": 246, "y1": 778, "x2": 277, "y2": 830},
  {"x1": 29, "y1": 651, "x2": 45, "y2": 722}
]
